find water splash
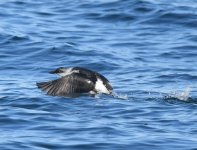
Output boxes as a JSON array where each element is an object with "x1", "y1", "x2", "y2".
[
  {"x1": 164, "y1": 87, "x2": 192, "y2": 101},
  {"x1": 111, "y1": 92, "x2": 128, "y2": 100}
]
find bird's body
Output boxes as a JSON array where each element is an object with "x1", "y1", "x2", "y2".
[{"x1": 37, "y1": 67, "x2": 113, "y2": 97}]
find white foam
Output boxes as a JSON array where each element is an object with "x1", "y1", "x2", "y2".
[
  {"x1": 111, "y1": 92, "x2": 128, "y2": 100},
  {"x1": 165, "y1": 87, "x2": 191, "y2": 101}
]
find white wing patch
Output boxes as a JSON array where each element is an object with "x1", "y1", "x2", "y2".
[{"x1": 95, "y1": 78, "x2": 110, "y2": 94}]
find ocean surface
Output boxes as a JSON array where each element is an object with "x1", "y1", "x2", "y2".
[{"x1": 1, "y1": 0, "x2": 197, "y2": 149}]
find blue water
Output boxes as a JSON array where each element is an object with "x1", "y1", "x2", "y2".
[{"x1": 1, "y1": 0, "x2": 197, "y2": 149}]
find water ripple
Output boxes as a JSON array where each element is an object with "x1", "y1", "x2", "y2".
[{"x1": 0, "y1": 0, "x2": 197, "y2": 149}]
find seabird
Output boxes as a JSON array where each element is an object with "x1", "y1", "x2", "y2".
[{"x1": 37, "y1": 67, "x2": 113, "y2": 97}]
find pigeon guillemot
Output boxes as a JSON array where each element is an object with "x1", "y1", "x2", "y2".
[{"x1": 37, "y1": 67, "x2": 113, "y2": 97}]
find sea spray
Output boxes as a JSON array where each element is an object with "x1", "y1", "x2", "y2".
[
  {"x1": 111, "y1": 92, "x2": 128, "y2": 100},
  {"x1": 164, "y1": 87, "x2": 192, "y2": 101}
]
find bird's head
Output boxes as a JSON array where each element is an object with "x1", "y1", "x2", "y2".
[{"x1": 50, "y1": 67, "x2": 72, "y2": 77}]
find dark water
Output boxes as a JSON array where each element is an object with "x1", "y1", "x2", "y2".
[{"x1": 1, "y1": 0, "x2": 197, "y2": 149}]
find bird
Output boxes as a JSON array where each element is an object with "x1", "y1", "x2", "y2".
[{"x1": 36, "y1": 67, "x2": 113, "y2": 97}]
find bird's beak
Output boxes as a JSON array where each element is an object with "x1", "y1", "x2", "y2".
[
  {"x1": 49, "y1": 70, "x2": 58, "y2": 74},
  {"x1": 49, "y1": 69, "x2": 64, "y2": 74}
]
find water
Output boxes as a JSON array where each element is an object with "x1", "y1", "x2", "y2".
[{"x1": 1, "y1": 0, "x2": 197, "y2": 149}]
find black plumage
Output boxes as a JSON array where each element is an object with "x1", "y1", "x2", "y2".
[{"x1": 37, "y1": 67, "x2": 113, "y2": 97}]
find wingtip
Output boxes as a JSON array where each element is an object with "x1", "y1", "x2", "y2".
[
  {"x1": 36, "y1": 82, "x2": 40, "y2": 87},
  {"x1": 36, "y1": 82, "x2": 49, "y2": 89},
  {"x1": 36, "y1": 82, "x2": 43, "y2": 88}
]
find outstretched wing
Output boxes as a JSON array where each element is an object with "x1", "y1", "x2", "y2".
[{"x1": 37, "y1": 74, "x2": 95, "y2": 96}]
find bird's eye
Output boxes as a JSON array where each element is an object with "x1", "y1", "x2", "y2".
[{"x1": 86, "y1": 80, "x2": 91, "y2": 84}]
